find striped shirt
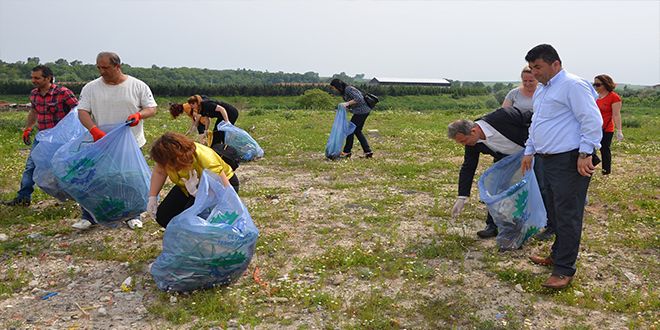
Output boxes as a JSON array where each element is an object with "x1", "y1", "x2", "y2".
[{"x1": 30, "y1": 84, "x2": 78, "y2": 130}]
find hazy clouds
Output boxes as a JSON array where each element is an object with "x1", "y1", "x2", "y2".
[{"x1": 1, "y1": 0, "x2": 658, "y2": 84}]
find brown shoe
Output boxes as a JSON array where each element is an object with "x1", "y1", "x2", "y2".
[
  {"x1": 529, "y1": 255, "x2": 554, "y2": 266},
  {"x1": 541, "y1": 274, "x2": 573, "y2": 289}
]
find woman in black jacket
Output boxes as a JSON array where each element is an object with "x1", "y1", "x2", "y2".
[{"x1": 329, "y1": 79, "x2": 373, "y2": 158}]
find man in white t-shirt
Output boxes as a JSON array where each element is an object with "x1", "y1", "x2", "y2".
[{"x1": 74, "y1": 51, "x2": 158, "y2": 230}]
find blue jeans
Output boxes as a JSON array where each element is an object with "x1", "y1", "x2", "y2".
[{"x1": 17, "y1": 140, "x2": 38, "y2": 201}]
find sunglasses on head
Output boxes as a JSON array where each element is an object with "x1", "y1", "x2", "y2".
[{"x1": 593, "y1": 83, "x2": 602, "y2": 87}]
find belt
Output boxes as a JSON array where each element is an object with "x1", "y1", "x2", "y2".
[{"x1": 536, "y1": 150, "x2": 577, "y2": 158}]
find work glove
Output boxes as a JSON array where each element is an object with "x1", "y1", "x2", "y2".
[
  {"x1": 616, "y1": 131, "x2": 624, "y2": 142},
  {"x1": 22, "y1": 128, "x2": 32, "y2": 145},
  {"x1": 339, "y1": 102, "x2": 350, "y2": 108},
  {"x1": 90, "y1": 126, "x2": 106, "y2": 142},
  {"x1": 451, "y1": 196, "x2": 468, "y2": 219},
  {"x1": 182, "y1": 169, "x2": 199, "y2": 197},
  {"x1": 126, "y1": 112, "x2": 142, "y2": 127},
  {"x1": 147, "y1": 196, "x2": 158, "y2": 218}
]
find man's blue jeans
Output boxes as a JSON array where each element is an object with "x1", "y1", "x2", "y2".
[{"x1": 17, "y1": 140, "x2": 38, "y2": 201}]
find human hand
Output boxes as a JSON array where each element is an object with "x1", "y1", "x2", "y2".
[
  {"x1": 616, "y1": 131, "x2": 624, "y2": 142},
  {"x1": 90, "y1": 126, "x2": 106, "y2": 142},
  {"x1": 520, "y1": 155, "x2": 534, "y2": 174},
  {"x1": 451, "y1": 196, "x2": 468, "y2": 219},
  {"x1": 339, "y1": 102, "x2": 350, "y2": 108},
  {"x1": 22, "y1": 128, "x2": 32, "y2": 145},
  {"x1": 126, "y1": 112, "x2": 142, "y2": 127},
  {"x1": 147, "y1": 196, "x2": 158, "y2": 218},
  {"x1": 577, "y1": 155, "x2": 595, "y2": 177},
  {"x1": 182, "y1": 170, "x2": 199, "y2": 196}
]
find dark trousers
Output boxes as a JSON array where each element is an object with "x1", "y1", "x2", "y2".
[
  {"x1": 155, "y1": 174, "x2": 240, "y2": 228},
  {"x1": 600, "y1": 130, "x2": 614, "y2": 174},
  {"x1": 343, "y1": 113, "x2": 371, "y2": 154},
  {"x1": 212, "y1": 108, "x2": 239, "y2": 146},
  {"x1": 538, "y1": 150, "x2": 591, "y2": 277}
]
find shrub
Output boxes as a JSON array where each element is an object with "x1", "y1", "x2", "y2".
[
  {"x1": 484, "y1": 96, "x2": 500, "y2": 109},
  {"x1": 296, "y1": 88, "x2": 336, "y2": 110}
]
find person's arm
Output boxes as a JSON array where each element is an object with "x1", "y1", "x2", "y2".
[
  {"x1": 218, "y1": 171, "x2": 231, "y2": 187},
  {"x1": 501, "y1": 99, "x2": 513, "y2": 108},
  {"x1": 24, "y1": 108, "x2": 37, "y2": 131},
  {"x1": 568, "y1": 81, "x2": 602, "y2": 177},
  {"x1": 612, "y1": 101, "x2": 623, "y2": 141},
  {"x1": 458, "y1": 146, "x2": 480, "y2": 197},
  {"x1": 79, "y1": 109, "x2": 106, "y2": 141},
  {"x1": 149, "y1": 163, "x2": 168, "y2": 197},
  {"x1": 214, "y1": 104, "x2": 230, "y2": 123}
]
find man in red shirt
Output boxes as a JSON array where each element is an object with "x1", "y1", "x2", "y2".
[{"x1": 2, "y1": 65, "x2": 78, "y2": 206}]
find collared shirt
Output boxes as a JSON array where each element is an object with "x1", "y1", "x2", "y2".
[
  {"x1": 524, "y1": 70, "x2": 602, "y2": 155},
  {"x1": 476, "y1": 120, "x2": 524, "y2": 155},
  {"x1": 29, "y1": 84, "x2": 79, "y2": 130},
  {"x1": 166, "y1": 142, "x2": 234, "y2": 196}
]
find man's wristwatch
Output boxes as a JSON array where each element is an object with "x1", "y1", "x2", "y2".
[{"x1": 578, "y1": 152, "x2": 591, "y2": 159}]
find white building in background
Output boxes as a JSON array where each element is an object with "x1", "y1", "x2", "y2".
[{"x1": 369, "y1": 77, "x2": 451, "y2": 87}]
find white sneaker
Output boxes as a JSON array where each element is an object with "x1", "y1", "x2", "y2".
[
  {"x1": 126, "y1": 218, "x2": 143, "y2": 230},
  {"x1": 72, "y1": 219, "x2": 93, "y2": 230}
]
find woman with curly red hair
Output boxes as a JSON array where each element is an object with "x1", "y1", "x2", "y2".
[{"x1": 147, "y1": 132, "x2": 239, "y2": 228}]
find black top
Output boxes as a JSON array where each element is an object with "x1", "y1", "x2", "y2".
[
  {"x1": 199, "y1": 100, "x2": 239, "y2": 124},
  {"x1": 458, "y1": 107, "x2": 533, "y2": 197}
]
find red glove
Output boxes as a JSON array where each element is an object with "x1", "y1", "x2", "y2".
[
  {"x1": 126, "y1": 112, "x2": 142, "y2": 127},
  {"x1": 22, "y1": 128, "x2": 32, "y2": 145},
  {"x1": 90, "y1": 126, "x2": 106, "y2": 142}
]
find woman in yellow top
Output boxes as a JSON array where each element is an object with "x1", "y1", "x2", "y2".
[{"x1": 147, "y1": 132, "x2": 239, "y2": 228}]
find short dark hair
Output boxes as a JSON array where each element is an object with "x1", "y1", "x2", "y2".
[
  {"x1": 595, "y1": 74, "x2": 616, "y2": 92},
  {"x1": 32, "y1": 65, "x2": 54, "y2": 83},
  {"x1": 97, "y1": 52, "x2": 121, "y2": 66},
  {"x1": 525, "y1": 44, "x2": 561, "y2": 65},
  {"x1": 330, "y1": 78, "x2": 347, "y2": 94}
]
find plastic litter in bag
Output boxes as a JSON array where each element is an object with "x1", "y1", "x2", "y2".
[
  {"x1": 32, "y1": 108, "x2": 87, "y2": 201},
  {"x1": 151, "y1": 170, "x2": 259, "y2": 292},
  {"x1": 325, "y1": 104, "x2": 357, "y2": 159},
  {"x1": 478, "y1": 150, "x2": 547, "y2": 250},
  {"x1": 51, "y1": 123, "x2": 151, "y2": 225},
  {"x1": 216, "y1": 123, "x2": 264, "y2": 161}
]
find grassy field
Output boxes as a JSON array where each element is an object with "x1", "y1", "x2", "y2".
[{"x1": 0, "y1": 95, "x2": 658, "y2": 329}]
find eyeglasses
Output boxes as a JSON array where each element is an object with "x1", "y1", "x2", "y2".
[{"x1": 593, "y1": 83, "x2": 602, "y2": 87}]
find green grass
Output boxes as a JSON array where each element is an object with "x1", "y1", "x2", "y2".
[{"x1": 0, "y1": 95, "x2": 658, "y2": 328}]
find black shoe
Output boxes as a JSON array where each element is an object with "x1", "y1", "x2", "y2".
[
  {"x1": 534, "y1": 228, "x2": 555, "y2": 241},
  {"x1": 339, "y1": 152, "x2": 352, "y2": 159},
  {"x1": 364, "y1": 152, "x2": 373, "y2": 159},
  {"x1": 477, "y1": 225, "x2": 498, "y2": 238},
  {"x1": 2, "y1": 197, "x2": 30, "y2": 207},
  {"x1": 601, "y1": 170, "x2": 611, "y2": 175}
]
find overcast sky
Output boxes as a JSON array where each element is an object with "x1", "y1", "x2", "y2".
[{"x1": 1, "y1": 0, "x2": 658, "y2": 85}]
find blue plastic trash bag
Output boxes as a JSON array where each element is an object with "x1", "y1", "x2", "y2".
[
  {"x1": 325, "y1": 104, "x2": 356, "y2": 159},
  {"x1": 216, "y1": 123, "x2": 264, "y2": 161},
  {"x1": 32, "y1": 108, "x2": 87, "y2": 201},
  {"x1": 478, "y1": 150, "x2": 547, "y2": 250},
  {"x1": 151, "y1": 170, "x2": 259, "y2": 292},
  {"x1": 51, "y1": 123, "x2": 151, "y2": 226}
]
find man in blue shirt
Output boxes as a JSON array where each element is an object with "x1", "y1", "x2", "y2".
[{"x1": 521, "y1": 44, "x2": 603, "y2": 289}]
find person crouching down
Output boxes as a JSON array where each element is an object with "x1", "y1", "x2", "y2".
[{"x1": 147, "y1": 132, "x2": 239, "y2": 228}]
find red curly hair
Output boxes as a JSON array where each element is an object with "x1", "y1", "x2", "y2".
[{"x1": 150, "y1": 132, "x2": 196, "y2": 171}]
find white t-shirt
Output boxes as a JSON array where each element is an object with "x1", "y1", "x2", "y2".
[
  {"x1": 78, "y1": 76, "x2": 157, "y2": 147},
  {"x1": 475, "y1": 120, "x2": 523, "y2": 155}
]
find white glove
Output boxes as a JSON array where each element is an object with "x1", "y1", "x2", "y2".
[
  {"x1": 147, "y1": 196, "x2": 158, "y2": 218},
  {"x1": 182, "y1": 169, "x2": 199, "y2": 196},
  {"x1": 451, "y1": 196, "x2": 468, "y2": 219},
  {"x1": 339, "y1": 102, "x2": 350, "y2": 108},
  {"x1": 616, "y1": 131, "x2": 624, "y2": 142}
]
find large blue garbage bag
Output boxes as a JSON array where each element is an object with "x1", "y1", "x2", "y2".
[
  {"x1": 216, "y1": 123, "x2": 264, "y2": 161},
  {"x1": 478, "y1": 150, "x2": 546, "y2": 250},
  {"x1": 51, "y1": 123, "x2": 151, "y2": 225},
  {"x1": 32, "y1": 108, "x2": 87, "y2": 201},
  {"x1": 151, "y1": 170, "x2": 259, "y2": 292},
  {"x1": 325, "y1": 104, "x2": 356, "y2": 159}
]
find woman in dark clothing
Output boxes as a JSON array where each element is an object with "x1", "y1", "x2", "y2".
[
  {"x1": 187, "y1": 95, "x2": 239, "y2": 146},
  {"x1": 329, "y1": 79, "x2": 373, "y2": 158}
]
